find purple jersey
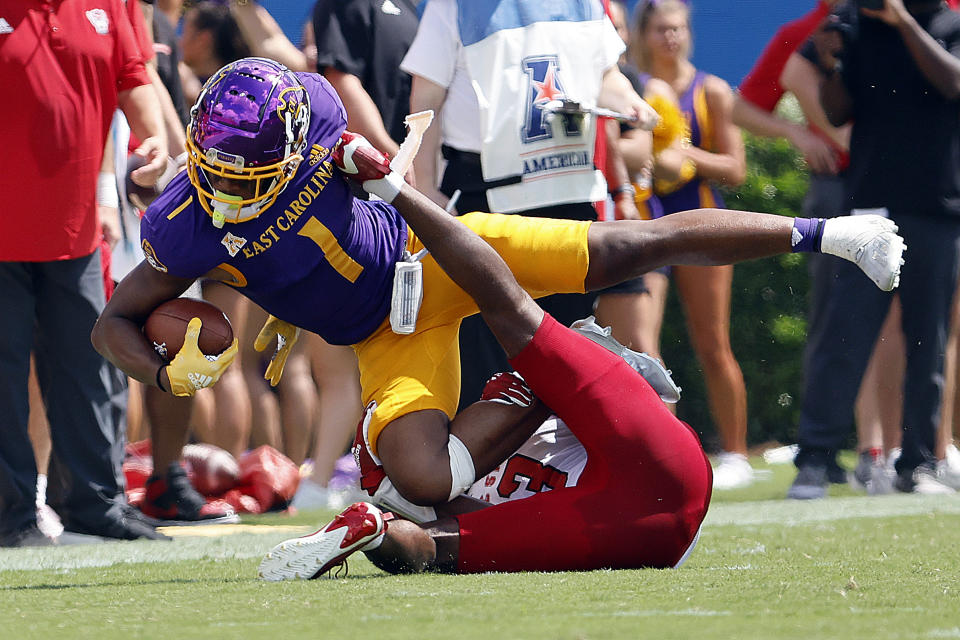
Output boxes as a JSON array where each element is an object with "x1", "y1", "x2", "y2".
[
  {"x1": 140, "y1": 73, "x2": 408, "y2": 345},
  {"x1": 658, "y1": 71, "x2": 725, "y2": 214}
]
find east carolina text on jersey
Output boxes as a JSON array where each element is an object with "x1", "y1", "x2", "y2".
[
  {"x1": 236, "y1": 159, "x2": 337, "y2": 259},
  {"x1": 140, "y1": 73, "x2": 408, "y2": 345}
]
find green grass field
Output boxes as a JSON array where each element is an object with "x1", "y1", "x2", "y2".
[{"x1": 3, "y1": 456, "x2": 960, "y2": 640}]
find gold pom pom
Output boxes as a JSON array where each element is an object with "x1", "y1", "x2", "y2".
[{"x1": 647, "y1": 94, "x2": 689, "y2": 155}]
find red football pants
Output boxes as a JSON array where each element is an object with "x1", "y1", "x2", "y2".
[{"x1": 455, "y1": 314, "x2": 712, "y2": 572}]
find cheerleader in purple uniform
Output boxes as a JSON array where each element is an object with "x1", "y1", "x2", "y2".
[{"x1": 633, "y1": 0, "x2": 753, "y2": 490}]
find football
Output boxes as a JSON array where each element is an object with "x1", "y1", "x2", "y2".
[{"x1": 144, "y1": 298, "x2": 234, "y2": 361}]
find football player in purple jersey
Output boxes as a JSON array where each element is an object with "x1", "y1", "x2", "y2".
[{"x1": 93, "y1": 57, "x2": 905, "y2": 523}]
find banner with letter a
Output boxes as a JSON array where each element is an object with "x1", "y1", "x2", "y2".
[{"x1": 457, "y1": 0, "x2": 623, "y2": 212}]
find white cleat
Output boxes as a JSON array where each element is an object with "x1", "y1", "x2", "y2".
[
  {"x1": 711, "y1": 452, "x2": 755, "y2": 491},
  {"x1": 258, "y1": 502, "x2": 385, "y2": 581},
  {"x1": 821, "y1": 214, "x2": 906, "y2": 291},
  {"x1": 570, "y1": 316, "x2": 681, "y2": 403}
]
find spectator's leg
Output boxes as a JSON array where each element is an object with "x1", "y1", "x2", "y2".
[
  {"x1": 242, "y1": 303, "x2": 282, "y2": 450},
  {"x1": 936, "y1": 281, "x2": 960, "y2": 459},
  {"x1": 595, "y1": 271, "x2": 669, "y2": 358},
  {"x1": 35, "y1": 251, "x2": 127, "y2": 531},
  {"x1": 0, "y1": 262, "x2": 40, "y2": 539},
  {"x1": 201, "y1": 282, "x2": 252, "y2": 458},
  {"x1": 854, "y1": 299, "x2": 904, "y2": 455},
  {"x1": 126, "y1": 378, "x2": 147, "y2": 443},
  {"x1": 306, "y1": 336, "x2": 360, "y2": 482},
  {"x1": 794, "y1": 255, "x2": 891, "y2": 489},
  {"x1": 27, "y1": 355, "x2": 51, "y2": 477},
  {"x1": 673, "y1": 264, "x2": 747, "y2": 456},
  {"x1": 276, "y1": 344, "x2": 317, "y2": 465},
  {"x1": 895, "y1": 217, "x2": 960, "y2": 478}
]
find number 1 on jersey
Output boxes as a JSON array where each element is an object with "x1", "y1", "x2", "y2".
[{"x1": 298, "y1": 216, "x2": 364, "y2": 283}]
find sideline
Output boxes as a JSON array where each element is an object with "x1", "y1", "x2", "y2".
[{"x1": 706, "y1": 493, "x2": 960, "y2": 527}]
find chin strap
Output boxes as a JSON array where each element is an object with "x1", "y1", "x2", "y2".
[{"x1": 210, "y1": 190, "x2": 265, "y2": 228}]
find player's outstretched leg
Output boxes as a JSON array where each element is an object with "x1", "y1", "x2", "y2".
[
  {"x1": 336, "y1": 133, "x2": 906, "y2": 343},
  {"x1": 258, "y1": 502, "x2": 388, "y2": 581},
  {"x1": 585, "y1": 212, "x2": 904, "y2": 293}
]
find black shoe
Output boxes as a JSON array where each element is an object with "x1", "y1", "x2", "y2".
[
  {"x1": 141, "y1": 462, "x2": 238, "y2": 525},
  {"x1": 787, "y1": 464, "x2": 828, "y2": 499},
  {"x1": 826, "y1": 458, "x2": 847, "y2": 485},
  {"x1": 0, "y1": 523, "x2": 58, "y2": 547},
  {"x1": 65, "y1": 509, "x2": 170, "y2": 541}
]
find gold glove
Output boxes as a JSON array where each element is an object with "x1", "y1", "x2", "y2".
[
  {"x1": 166, "y1": 317, "x2": 239, "y2": 397},
  {"x1": 254, "y1": 314, "x2": 301, "y2": 386}
]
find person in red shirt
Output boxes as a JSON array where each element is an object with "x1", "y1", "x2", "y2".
[
  {"x1": 0, "y1": 0, "x2": 167, "y2": 546},
  {"x1": 734, "y1": 1, "x2": 847, "y2": 174}
]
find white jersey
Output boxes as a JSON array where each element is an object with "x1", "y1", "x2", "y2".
[
  {"x1": 401, "y1": 0, "x2": 623, "y2": 212},
  {"x1": 468, "y1": 415, "x2": 587, "y2": 505}
]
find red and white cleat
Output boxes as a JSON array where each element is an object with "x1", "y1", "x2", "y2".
[{"x1": 258, "y1": 501, "x2": 385, "y2": 581}]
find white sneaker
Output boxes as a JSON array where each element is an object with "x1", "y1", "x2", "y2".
[
  {"x1": 937, "y1": 445, "x2": 960, "y2": 490},
  {"x1": 762, "y1": 444, "x2": 799, "y2": 464},
  {"x1": 821, "y1": 215, "x2": 905, "y2": 291},
  {"x1": 712, "y1": 452, "x2": 755, "y2": 490},
  {"x1": 34, "y1": 473, "x2": 64, "y2": 538},
  {"x1": 258, "y1": 502, "x2": 385, "y2": 581},
  {"x1": 911, "y1": 466, "x2": 956, "y2": 495},
  {"x1": 290, "y1": 477, "x2": 334, "y2": 510},
  {"x1": 946, "y1": 443, "x2": 960, "y2": 469},
  {"x1": 36, "y1": 503, "x2": 64, "y2": 539},
  {"x1": 569, "y1": 316, "x2": 681, "y2": 402},
  {"x1": 849, "y1": 450, "x2": 896, "y2": 496},
  {"x1": 291, "y1": 477, "x2": 368, "y2": 511}
]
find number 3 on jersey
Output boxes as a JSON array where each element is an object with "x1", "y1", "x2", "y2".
[{"x1": 498, "y1": 454, "x2": 569, "y2": 499}]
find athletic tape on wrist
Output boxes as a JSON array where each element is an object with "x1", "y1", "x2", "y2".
[
  {"x1": 97, "y1": 172, "x2": 119, "y2": 208},
  {"x1": 363, "y1": 171, "x2": 405, "y2": 204}
]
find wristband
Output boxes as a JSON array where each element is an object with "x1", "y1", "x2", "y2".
[
  {"x1": 97, "y1": 172, "x2": 119, "y2": 208},
  {"x1": 610, "y1": 184, "x2": 636, "y2": 200},
  {"x1": 156, "y1": 365, "x2": 168, "y2": 393},
  {"x1": 791, "y1": 217, "x2": 826, "y2": 253}
]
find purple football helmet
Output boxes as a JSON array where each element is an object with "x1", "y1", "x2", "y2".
[{"x1": 186, "y1": 57, "x2": 311, "y2": 226}]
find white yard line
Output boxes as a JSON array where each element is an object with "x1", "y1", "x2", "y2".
[
  {"x1": 706, "y1": 493, "x2": 960, "y2": 527},
  {"x1": 3, "y1": 495, "x2": 959, "y2": 573},
  {"x1": 0, "y1": 526, "x2": 307, "y2": 572}
]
